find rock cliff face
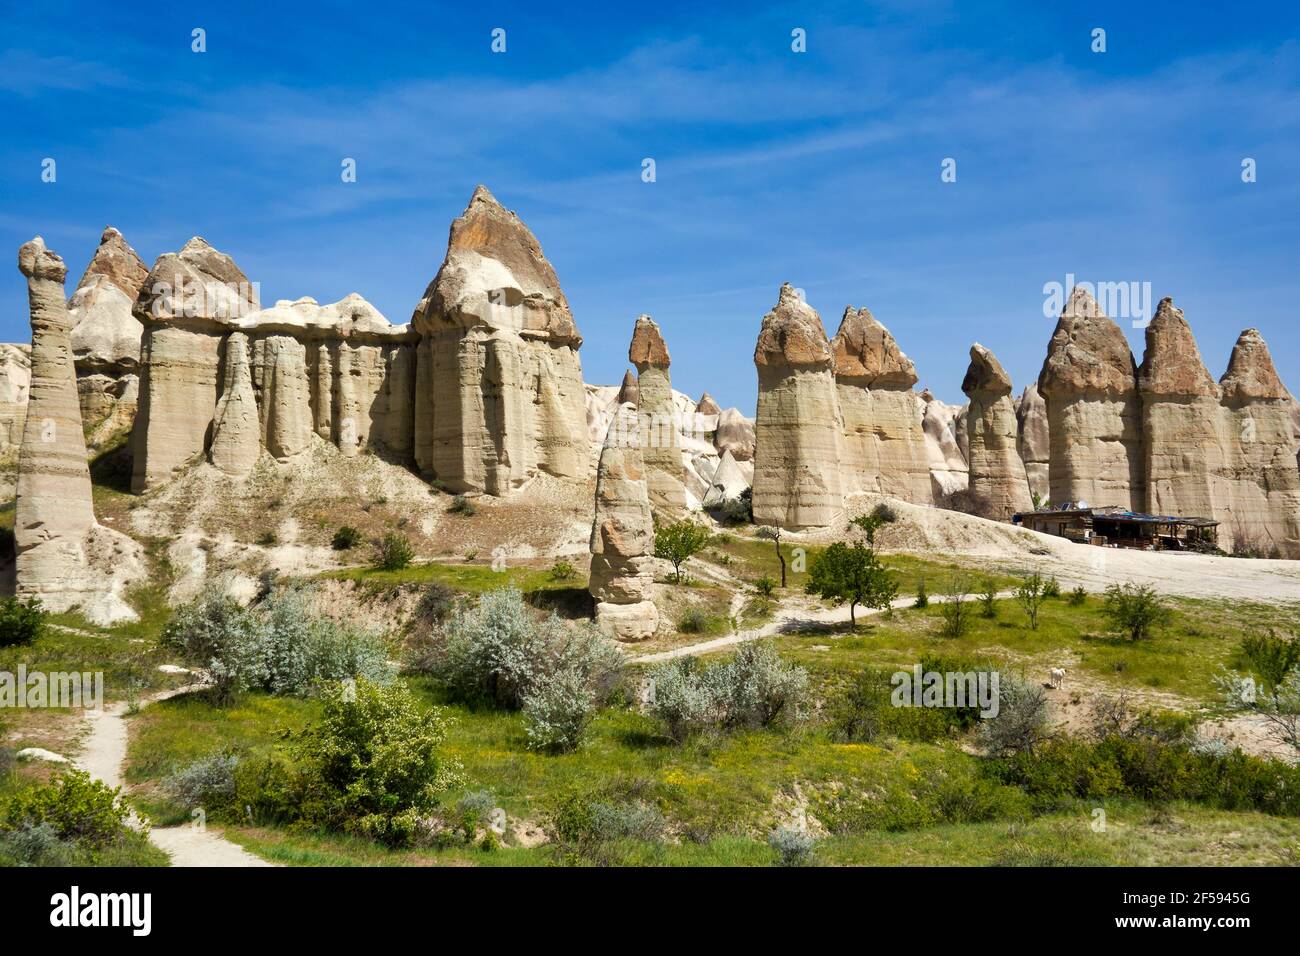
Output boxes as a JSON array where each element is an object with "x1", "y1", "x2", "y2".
[
  {"x1": 962, "y1": 344, "x2": 1032, "y2": 520},
  {"x1": 715, "y1": 407, "x2": 755, "y2": 462},
  {"x1": 15, "y1": 238, "x2": 142, "y2": 623},
  {"x1": 0, "y1": 345, "x2": 31, "y2": 452},
  {"x1": 1015, "y1": 383, "x2": 1050, "y2": 502},
  {"x1": 1038, "y1": 287, "x2": 1145, "y2": 509},
  {"x1": 920, "y1": 389, "x2": 969, "y2": 499},
  {"x1": 410, "y1": 186, "x2": 588, "y2": 494},
  {"x1": 1217, "y1": 328, "x2": 1300, "y2": 555},
  {"x1": 69, "y1": 227, "x2": 148, "y2": 437},
  {"x1": 752, "y1": 284, "x2": 843, "y2": 529},
  {"x1": 588, "y1": 403, "x2": 659, "y2": 641},
  {"x1": 629, "y1": 315, "x2": 687, "y2": 515},
  {"x1": 1137, "y1": 297, "x2": 1226, "y2": 522},
  {"x1": 832, "y1": 306, "x2": 932, "y2": 504}
]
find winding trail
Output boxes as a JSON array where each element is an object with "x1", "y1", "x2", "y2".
[{"x1": 76, "y1": 687, "x2": 275, "y2": 867}]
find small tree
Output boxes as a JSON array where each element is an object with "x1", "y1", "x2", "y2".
[
  {"x1": 1015, "y1": 572, "x2": 1048, "y2": 630},
  {"x1": 654, "y1": 521, "x2": 711, "y2": 584},
  {"x1": 939, "y1": 579, "x2": 971, "y2": 638},
  {"x1": 1101, "y1": 584, "x2": 1169, "y2": 642},
  {"x1": 913, "y1": 577, "x2": 929, "y2": 609},
  {"x1": 0, "y1": 597, "x2": 46, "y2": 648},
  {"x1": 851, "y1": 503, "x2": 897, "y2": 548},
  {"x1": 978, "y1": 674, "x2": 1050, "y2": 756},
  {"x1": 755, "y1": 526, "x2": 787, "y2": 587},
  {"x1": 979, "y1": 580, "x2": 998, "y2": 619},
  {"x1": 374, "y1": 533, "x2": 414, "y2": 571},
  {"x1": 804, "y1": 542, "x2": 898, "y2": 629}
]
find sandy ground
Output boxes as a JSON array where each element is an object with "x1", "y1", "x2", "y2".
[{"x1": 74, "y1": 687, "x2": 274, "y2": 867}]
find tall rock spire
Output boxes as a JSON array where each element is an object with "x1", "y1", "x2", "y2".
[
  {"x1": 629, "y1": 314, "x2": 686, "y2": 515},
  {"x1": 962, "y1": 343, "x2": 1032, "y2": 520}
]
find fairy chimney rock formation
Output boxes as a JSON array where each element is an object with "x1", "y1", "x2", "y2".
[
  {"x1": 208, "y1": 332, "x2": 261, "y2": 476},
  {"x1": 1217, "y1": 328, "x2": 1300, "y2": 556},
  {"x1": 588, "y1": 403, "x2": 660, "y2": 641},
  {"x1": 752, "y1": 284, "x2": 843, "y2": 529},
  {"x1": 1136, "y1": 297, "x2": 1224, "y2": 521},
  {"x1": 1037, "y1": 286, "x2": 1144, "y2": 509},
  {"x1": 696, "y1": 391, "x2": 721, "y2": 417},
  {"x1": 411, "y1": 185, "x2": 588, "y2": 494},
  {"x1": 701, "y1": 447, "x2": 749, "y2": 508},
  {"x1": 1015, "y1": 383, "x2": 1050, "y2": 502},
  {"x1": 832, "y1": 305, "x2": 932, "y2": 504},
  {"x1": 616, "y1": 369, "x2": 639, "y2": 407},
  {"x1": 961, "y1": 344, "x2": 1032, "y2": 520},
  {"x1": 69, "y1": 227, "x2": 148, "y2": 436},
  {"x1": 629, "y1": 315, "x2": 686, "y2": 514},
  {"x1": 15, "y1": 238, "x2": 142, "y2": 623}
]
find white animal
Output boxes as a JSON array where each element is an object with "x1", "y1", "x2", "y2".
[{"x1": 1049, "y1": 667, "x2": 1067, "y2": 689}]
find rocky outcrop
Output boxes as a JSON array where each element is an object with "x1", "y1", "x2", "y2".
[
  {"x1": 588, "y1": 403, "x2": 659, "y2": 641},
  {"x1": 962, "y1": 344, "x2": 1032, "y2": 520},
  {"x1": 629, "y1": 315, "x2": 686, "y2": 515},
  {"x1": 617, "y1": 370, "x2": 639, "y2": 406},
  {"x1": 131, "y1": 237, "x2": 259, "y2": 491},
  {"x1": 831, "y1": 306, "x2": 932, "y2": 504},
  {"x1": 1137, "y1": 297, "x2": 1225, "y2": 522},
  {"x1": 0, "y1": 344, "x2": 31, "y2": 452},
  {"x1": 752, "y1": 284, "x2": 843, "y2": 529},
  {"x1": 715, "y1": 407, "x2": 755, "y2": 462},
  {"x1": 69, "y1": 227, "x2": 148, "y2": 441},
  {"x1": 1217, "y1": 328, "x2": 1300, "y2": 556},
  {"x1": 1015, "y1": 383, "x2": 1050, "y2": 502},
  {"x1": 920, "y1": 389, "x2": 969, "y2": 498},
  {"x1": 410, "y1": 186, "x2": 588, "y2": 494},
  {"x1": 696, "y1": 392, "x2": 721, "y2": 417},
  {"x1": 701, "y1": 448, "x2": 749, "y2": 508},
  {"x1": 208, "y1": 332, "x2": 260, "y2": 476},
  {"x1": 1038, "y1": 287, "x2": 1144, "y2": 509},
  {"x1": 15, "y1": 238, "x2": 142, "y2": 623}
]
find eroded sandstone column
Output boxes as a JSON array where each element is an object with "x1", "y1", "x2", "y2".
[
  {"x1": 629, "y1": 315, "x2": 686, "y2": 515},
  {"x1": 962, "y1": 344, "x2": 1032, "y2": 520},
  {"x1": 589, "y1": 403, "x2": 659, "y2": 641},
  {"x1": 752, "y1": 284, "x2": 842, "y2": 529},
  {"x1": 1015, "y1": 383, "x2": 1050, "y2": 503},
  {"x1": 1037, "y1": 287, "x2": 1144, "y2": 509},
  {"x1": 209, "y1": 332, "x2": 261, "y2": 476},
  {"x1": 831, "y1": 305, "x2": 932, "y2": 504}
]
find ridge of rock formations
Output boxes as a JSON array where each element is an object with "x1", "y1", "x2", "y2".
[
  {"x1": 920, "y1": 389, "x2": 969, "y2": 499},
  {"x1": 962, "y1": 344, "x2": 1032, "y2": 520},
  {"x1": 1015, "y1": 383, "x2": 1050, "y2": 502},
  {"x1": 15, "y1": 238, "x2": 142, "y2": 623},
  {"x1": 68, "y1": 227, "x2": 148, "y2": 440},
  {"x1": 410, "y1": 185, "x2": 588, "y2": 494},
  {"x1": 832, "y1": 306, "x2": 933, "y2": 504},
  {"x1": 588, "y1": 402, "x2": 659, "y2": 641},
  {"x1": 629, "y1": 315, "x2": 687, "y2": 514},
  {"x1": 752, "y1": 284, "x2": 843, "y2": 529},
  {"x1": 1038, "y1": 286, "x2": 1145, "y2": 510}
]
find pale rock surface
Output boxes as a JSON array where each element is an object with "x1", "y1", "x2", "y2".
[
  {"x1": 1015, "y1": 383, "x2": 1050, "y2": 502},
  {"x1": 752, "y1": 284, "x2": 843, "y2": 529},
  {"x1": 701, "y1": 448, "x2": 750, "y2": 508},
  {"x1": 962, "y1": 344, "x2": 1033, "y2": 520},
  {"x1": 1037, "y1": 287, "x2": 1144, "y2": 509},
  {"x1": 208, "y1": 332, "x2": 261, "y2": 476},
  {"x1": 411, "y1": 186, "x2": 588, "y2": 494},
  {"x1": 831, "y1": 306, "x2": 932, "y2": 504},
  {"x1": 1136, "y1": 297, "x2": 1225, "y2": 522},
  {"x1": 15, "y1": 238, "x2": 142, "y2": 623},
  {"x1": 588, "y1": 403, "x2": 659, "y2": 641},
  {"x1": 715, "y1": 406, "x2": 756, "y2": 462},
  {"x1": 0, "y1": 344, "x2": 31, "y2": 451},
  {"x1": 1217, "y1": 328, "x2": 1300, "y2": 556},
  {"x1": 919, "y1": 389, "x2": 969, "y2": 498},
  {"x1": 629, "y1": 315, "x2": 687, "y2": 515}
]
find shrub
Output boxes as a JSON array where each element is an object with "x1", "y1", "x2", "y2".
[
  {"x1": 163, "y1": 583, "x2": 393, "y2": 704},
  {"x1": 1042, "y1": 575, "x2": 1061, "y2": 598},
  {"x1": 1015, "y1": 572, "x2": 1048, "y2": 630},
  {"x1": 256, "y1": 530, "x2": 278, "y2": 547},
  {"x1": 374, "y1": 533, "x2": 414, "y2": 571},
  {"x1": 448, "y1": 494, "x2": 477, "y2": 517},
  {"x1": 977, "y1": 674, "x2": 1050, "y2": 757},
  {"x1": 0, "y1": 770, "x2": 131, "y2": 847},
  {"x1": 768, "y1": 826, "x2": 815, "y2": 866},
  {"x1": 331, "y1": 526, "x2": 362, "y2": 550},
  {"x1": 676, "y1": 608, "x2": 711, "y2": 634},
  {"x1": 0, "y1": 597, "x2": 46, "y2": 648},
  {"x1": 643, "y1": 658, "x2": 717, "y2": 742},
  {"x1": 645, "y1": 644, "x2": 807, "y2": 740},
  {"x1": 293, "y1": 679, "x2": 462, "y2": 846},
  {"x1": 521, "y1": 622, "x2": 624, "y2": 753},
  {"x1": 939, "y1": 580, "x2": 971, "y2": 638},
  {"x1": 165, "y1": 751, "x2": 239, "y2": 811},
  {"x1": 653, "y1": 521, "x2": 712, "y2": 583},
  {"x1": 979, "y1": 581, "x2": 998, "y2": 618},
  {"x1": 548, "y1": 787, "x2": 666, "y2": 862},
  {"x1": 549, "y1": 560, "x2": 576, "y2": 581},
  {"x1": 1068, "y1": 585, "x2": 1087, "y2": 606},
  {"x1": 913, "y1": 578, "x2": 929, "y2": 609},
  {"x1": 851, "y1": 503, "x2": 898, "y2": 547},
  {"x1": 831, "y1": 655, "x2": 989, "y2": 744},
  {"x1": 754, "y1": 576, "x2": 776, "y2": 597},
  {"x1": 1238, "y1": 630, "x2": 1300, "y2": 693},
  {"x1": 712, "y1": 491, "x2": 753, "y2": 526},
  {"x1": 0, "y1": 821, "x2": 73, "y2": 866},
  {"x1": 1101, "y1": 584, "x2": 1169, "y2": 642}
]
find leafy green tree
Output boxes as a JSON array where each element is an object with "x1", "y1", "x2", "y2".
[
  {"x1": 850, "y1": 503, "x2": 897, "y2": 548},
  {"x1": 654, "y1": 521, "x2": 711, "y2": 584},
  {"x1": 0, "y1": 597, "x2": 46, "y2": 648},
  {"x1": 1101, "y1": 583, "x2": 1169, "y2": 642},
  {"x1": 804, "y1": 542, "x2": 898, "y2": 629},
  {"x1": 1015, "y1": 572, "x2": 1048, "y2": 630}
]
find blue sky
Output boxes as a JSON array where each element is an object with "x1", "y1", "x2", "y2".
[{"x1": 2, "y1": 0, "x2": 1298, "y2": 412}]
